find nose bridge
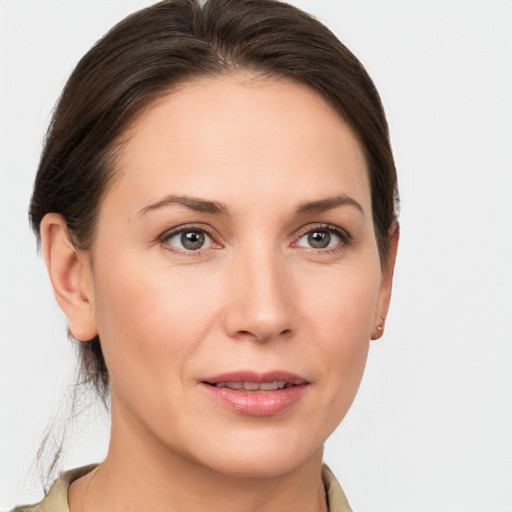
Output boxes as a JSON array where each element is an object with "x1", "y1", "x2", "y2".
[{"x1": 225, "y1": 238, "x2": 294, "y2": 342}]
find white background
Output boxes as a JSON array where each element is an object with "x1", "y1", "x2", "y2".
[{"x1": 1, "y1": 1, "x2": 511, "y2": 511}]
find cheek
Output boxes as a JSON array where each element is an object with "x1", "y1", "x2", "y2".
[
  {"x1": 90, "y1": 253, "x2": 222, "y2": 391},
  {"x1": 298, "y1": 259, "x2": 379, "y2": 406},
  {"x1": 300, "y1": 258, "x2": 380, "y2": 342}
]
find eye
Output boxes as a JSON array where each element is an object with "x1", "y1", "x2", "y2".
[
  {"x1": 295, "y1": 226, "x2": 348, "y2": 251},
  {"x1": 163, "y1": 228, "x2": 213, "y2": 252}
]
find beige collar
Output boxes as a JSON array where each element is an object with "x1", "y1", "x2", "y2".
[{"x1": 15, "y1": 463, "x2": 352, "y2": 512}]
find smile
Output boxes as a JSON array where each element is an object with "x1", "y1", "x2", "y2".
[
  {"x1": 211, "y1": 381, "x2": 291, "y2": 391},
  {"x1": 200, "y1": 371, "x2": 309, "y2": 416}
]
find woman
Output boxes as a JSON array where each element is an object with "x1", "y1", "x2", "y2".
[{"x1": 14, "y1": 0, "x2": 398, "y2": 510}]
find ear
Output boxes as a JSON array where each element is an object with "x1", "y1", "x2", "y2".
[
  {"x1": 371, "y1": 222, "x2": 400, "y2": 340},
  {"x1": 40, "y1": 213, "x2": 98, "y2": 342}
]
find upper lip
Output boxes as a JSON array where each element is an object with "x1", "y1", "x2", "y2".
[{"x1": 201, "y1": 370, "x2": 308, "y2": 386}]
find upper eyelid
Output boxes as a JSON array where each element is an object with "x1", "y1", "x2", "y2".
[
  {"x1": 159, "y1": 223, "x2": 218, "y2": 241},
  {"x1": 293, "y1": 222, "x2": 351, "y2": 239}
]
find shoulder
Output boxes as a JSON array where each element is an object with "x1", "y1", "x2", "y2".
[
  {"x1": 11, "y1": 465, "x2": 98, "y2": 512},
  {"x1": 322, "y1": 464, "x2": 353, "y2": 512}
]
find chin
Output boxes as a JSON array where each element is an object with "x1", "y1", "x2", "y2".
[
  {"x1": 182, "y1": 427, "x2": 326, "y2": 479},
  {"x1": 205, "y1": 451, "x2": 320, "y2": 479}
]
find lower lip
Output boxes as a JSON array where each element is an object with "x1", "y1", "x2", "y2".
[{"x1": 200, "y1": 383, "x2": 308, "y2": 416}]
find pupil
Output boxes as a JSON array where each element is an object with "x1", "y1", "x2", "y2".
[
  {"x1": 308, "y1": 230, "x2": 330, "y2": 249},
  {"x1": 181, "y1": 231, "x2": 205, "y2": 250}
]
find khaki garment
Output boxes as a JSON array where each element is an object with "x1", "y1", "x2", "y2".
[{"x1": 13, "y1": 464, "x2": 352, "y2": 512}]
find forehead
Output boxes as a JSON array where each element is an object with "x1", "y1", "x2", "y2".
[{"x1": 107, "y1": 75, "x2": 371, "y2": 216}]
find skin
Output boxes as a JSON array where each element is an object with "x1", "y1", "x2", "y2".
[{"x1": 41, "y1": 75, "x2": 398, "y2": 512}]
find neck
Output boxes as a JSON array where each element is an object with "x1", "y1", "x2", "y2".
[{"x1": 69, "y1": 401, "x2": 328, "y2": 512}]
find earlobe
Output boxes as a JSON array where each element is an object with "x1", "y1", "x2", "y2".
[
  {"x1": 371, "y1": 222, "x2": 400, "y2": 340},
  {"x1": 40, "y1": 213, "x2": 98, "y2": 342},
  {"x1": 371, "y1": 315, "x2": 386, "y2": 340}
]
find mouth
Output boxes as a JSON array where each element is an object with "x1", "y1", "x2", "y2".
[
  {"x1": 202, "y1": 370, "x2": 308, "y2": 389},
  {"x1": 208, "y1": 381, "x2": 294, "y2": 391},
  {"x1": 200, "y1": 371, "x2": 309, "y2": 416}
]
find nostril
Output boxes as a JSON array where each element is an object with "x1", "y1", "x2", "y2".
[{"x1": 233, "y1": 328, "x2": 292, "y2": 343}]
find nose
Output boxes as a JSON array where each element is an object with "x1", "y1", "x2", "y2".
[{"x1": 223, "y1": 246, "x2": 295, "y2": 343}]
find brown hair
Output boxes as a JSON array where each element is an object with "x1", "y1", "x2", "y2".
[{"x1": 30, "y1": 0, "x2": 399, "y2": 402}]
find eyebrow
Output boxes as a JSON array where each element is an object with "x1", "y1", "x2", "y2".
[
  {"x1": 295, "y1": 194, "x2": 365, "y2": 217},
  {"x1": 137, "y1": 193, "x2": 364, "y2": 218},
  {"x1": 137, "y1": 195, "x2": 229, "y2": 217}
]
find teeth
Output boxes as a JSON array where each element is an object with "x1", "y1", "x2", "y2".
[
  {"x1": 259, "y1": 382, "x2": 278, "y2": 391},
  {"x1": 226, "y1": 381, "x2": 243, "y2": 389},
  {"x1": 213, "y1": 381, "x2": 289, "y2": 391},
  {"x1": 260, "y1": 381, "x2": 287, "y2": 390}
]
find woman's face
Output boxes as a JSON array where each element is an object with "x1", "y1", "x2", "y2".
[{"x1": 82, "y1": 76, "x2": 394, "y2": 477}]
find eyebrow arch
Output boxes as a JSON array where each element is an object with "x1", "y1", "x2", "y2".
[
  {"x1": 295, "y1": 194, "x2": 365, "y2": 217},
  {"x1": 137, "y1": 194, "x2": 230, "y2": 217}
]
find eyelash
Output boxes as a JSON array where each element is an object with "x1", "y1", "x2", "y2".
[
  {"x1": 158, "y1": 223, "x2": 351, "y2": 256},
  {"x1": 159, "y1": 224, "x2": 219, "y2": 256},
  {"x1": 293, "y1": 223, "x2": 352, "y2": 254}
]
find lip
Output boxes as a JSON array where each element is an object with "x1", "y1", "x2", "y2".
[{"x1": 199, "y1": 370, "x2": 309, "y2": 416}]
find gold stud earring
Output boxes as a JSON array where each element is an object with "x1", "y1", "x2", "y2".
[{"x1": 372, "y1": 316, "x2": 386, "y2": 339}]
